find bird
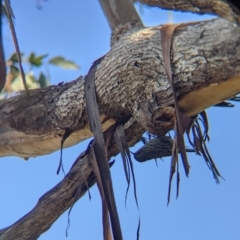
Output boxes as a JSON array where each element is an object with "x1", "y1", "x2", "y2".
[{"x1": 133, "y1": 135, "x2": 195, "y2": 162}]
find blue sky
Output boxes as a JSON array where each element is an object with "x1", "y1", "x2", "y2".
[{"x1": 0, "y1": 1, "x2": 240, "y2": 240}]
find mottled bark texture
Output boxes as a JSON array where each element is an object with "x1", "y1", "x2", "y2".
[
  {"x1": 137, "y1": 0, "x2": 240, "y2": 25},
  {"x1": 0, "y1": 18, "x2": 240, "y2": 159},
  {"x1": 1, "y1": 18, "x2": 240, "y2": 239},
  {"x1": 0, "y1": 118, "x2": 144, "y2": 240}
]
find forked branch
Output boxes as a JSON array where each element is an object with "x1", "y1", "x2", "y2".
[
  {"x1": 0, "y1": 118, "x2": 144, "y2": 240},
  {"x1": 98, "y1": 0, "x2": 143, "y2": 30}
]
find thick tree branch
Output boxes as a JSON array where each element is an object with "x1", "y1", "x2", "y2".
[
  {"x1": 0, "y1": 18, "x2": 240, "y2": 159},
  {"x1": 137, "y1": 0, "x2": 240, "y2": 25},
  {"x1": 1, "y1": 17, "x2": 240, "y2": 239},
  {"x1": 1, "y1": 1, "x2": 240, "y2": 239},
  {"x1": 0, "y1": 118, "x2": 144, "y2": 240}
]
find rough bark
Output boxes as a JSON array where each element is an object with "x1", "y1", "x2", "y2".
[
  {"x1": 0, "y1": 153, "x2": 96, "y2": 240},
  {"x1": 0, "y1": 18, "x2": 240, "y2": 159},
  {"x1": 1, "y1": 17, "x2": 240, "y2": 239},
  {"x1": 0, "y1": 118, "x2": 144, "y2": 240},
  {"x1": 137, "y1": 0, "x2": 240, "y2": 25}
]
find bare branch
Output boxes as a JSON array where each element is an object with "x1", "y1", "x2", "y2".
[
  {"x1": 137, "y1": 0, "x2": 240, "y2": 25},
  {"x1": 0, "y1": 118, "x2": 144, "y2": 240},
  {"x1": 0, "y1": 19, "x2": 240, "y2": 159},
  {"x1": 98, "y1": 0, "x2": 143, "y2": 30},
  {"x1": 0, "y1": 0, "x2": 6, "y2": 92}
]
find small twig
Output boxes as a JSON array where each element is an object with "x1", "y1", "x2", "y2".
[
  {"x1": 4, "y1": 0, "x2": 28, "y2": 92},
  {"x1": 0, "y1": 1, "x2": 6, "y2": 92}
]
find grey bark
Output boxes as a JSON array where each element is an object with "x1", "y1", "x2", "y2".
[
  {"x1": 0, "y1": 118, "x2": 144, "y2": 240},
  {"x1": 99, "y1": 0, "x2": 143, "y2": 29},
  {"x1": 1, "y1": 18, "x2": 240, "y2": 239},
  {"x1": 137, "y1": 0, "x2": 240, "y2": 25},
  {"x1": 0, "y1": 18, "x2": 240, "y2": 159}
]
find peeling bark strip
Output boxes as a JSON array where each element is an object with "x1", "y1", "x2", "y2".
[
  {"x1": 160, "y1": 24, "x2": 192, "y2": 202},
  {"x1": 1, "y1": 17, "x2": 240, "y2": 238},
  {"x1": 0, "y1": 0, "x2": 6, "y2": 92},
  {"x1": 84, "y1": 58, "x2": 123, "y2": 240},
  {"x1": 160, "y1": 24, "x2": 190, "y2": 175},
  {"x1": 186, "y1": 112, "x2": 223, "y2": 183},
  {"x1": 89, "y1": 147, "x2": 112, "y2": 240},
  {"x1": 159, "y1": 23, "x2": 224, "y2": 202},
  {"x1": 1, "y1": 14, "x2": 240, "y2": 240},
  {"x1": 0, "y1": 19, "x2": 240, "y2": 159},
  {"x1": 0, "y1": 117, "x2": 144, "y2": 240},
  {"x1": 114, "y1": 125, "x2": 141, "y2": 239},
  {"x1": 114, "y1": 125, "x2": 138, "y2": 204},
  {"x1": 57, "y1": 128, "x2": 73, "y2": 175}
]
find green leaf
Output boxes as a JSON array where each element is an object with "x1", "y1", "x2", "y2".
[
  {"x1": 38, "y1": 73, "x2": 48, "y2": 87},
  {"x1": 49, "y1": 56, "x2": 79, "y2": 70},
  {"x1": 28, "y1": 52, "x2": 48, "y2": 67},
  {"x1": 11, "y1": 73, "x2": 39, "y2": 91},
  {"x1": 10, "y1": 65, "x2": 19, "y2": 75},
  {"x1": 8, "y1": 52, "x2": 24, "y2": 63}
]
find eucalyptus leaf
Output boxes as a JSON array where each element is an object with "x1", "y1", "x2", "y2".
[
  {"x1": 29, "y1": 52, "x2": 48, "y2": 67},
  {"x1": 8, "y1": 52, "x2": 24, "y2": 63},
  {"x1": 38, "y1": 73, "x2": 48, "y2": 87},
  {"x1": 11, "y1": 73, "x2": 39, "y2": 91},
  {"x1": 49, "y1": 56, "x2": 79, "y2": 70},
  {"x1": 10, "y1": 65, "x2": 19, "y2": 76}
]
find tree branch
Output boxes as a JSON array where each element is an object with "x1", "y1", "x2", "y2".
[
  {"x1": 137, "y1": 0, "x2": 240, "y2": 25},
  {"x1": 98, "y1": 0, "x2": 143, "y2": 30},
  {"x1": 0, "y1": 0, "x2": 6, "y2": 92},
  {"x1": 0, "y1": 18, "x2": 240, "y2": 159},
  {"x1": 0, "y1": 118, "x2": 144, "y2": 240},
  {"x1": 1, "y1": 17, "x2": 240, "y2": 239}
]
